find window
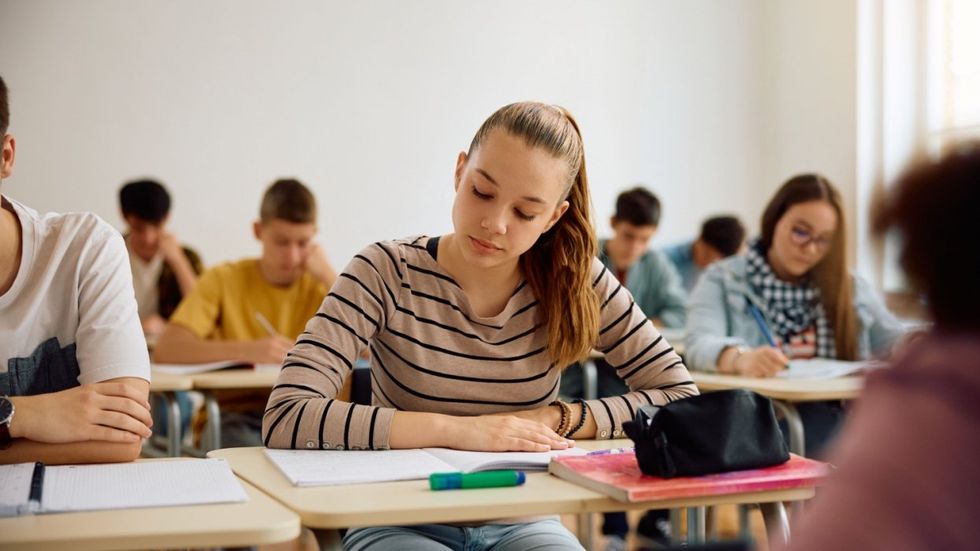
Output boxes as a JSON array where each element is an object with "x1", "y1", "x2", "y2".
[{"x1": 927, "y1": 0, "x2": 980, "y2": 155}]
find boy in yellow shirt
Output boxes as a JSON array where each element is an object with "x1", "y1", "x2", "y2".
[{"x1": 153, "y1": 178, "x2": 337, "y2": 447}]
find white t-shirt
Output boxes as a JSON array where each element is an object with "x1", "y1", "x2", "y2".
[
  {"x1": 128, "y1": 244, "x2": 164, "y2": 320},
  {"x1": 0, "y1": 197, "x2": 150, "y2": 396}
]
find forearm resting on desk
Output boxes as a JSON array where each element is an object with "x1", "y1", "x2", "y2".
[{"x1": 0, "y1": 439, "x2": 143, "y2": 465}]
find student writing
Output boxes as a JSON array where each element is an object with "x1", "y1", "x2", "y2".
[
  {"x1": 685, "y1": 174, "x2": 905, "y2": 455},
  {"x1": 153, "y1": 178, "x2": 338, "y2": 447}
]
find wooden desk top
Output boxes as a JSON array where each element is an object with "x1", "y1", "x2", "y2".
[
  {"x1": 211, "y1": 440, "x2": 812, "y2": 528},
  {"x1": 190, "y1": 368, "x2": 280, "y2": 390},
  {"x1": 691, "y1": 371, "x2": 863, "y2": 402},
  {"x1": 0, "y1": 465, "x2": 300, "y2": 551},
  {"x1": 148, "y1": 371, "x2": 194, "y2": 392}
]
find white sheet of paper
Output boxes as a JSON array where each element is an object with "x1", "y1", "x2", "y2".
[
  {"x1": 779, "y1": 358, "x2": 879, "y2": 379},
  {"x1": 152, "y1": 362, "x2": 280, "y2": 374},
  {"x1": 264, "y1": 446, "x2": 590, "y2": 487},
  {"x1": 264, "y1": 449, "x2": 457, "y2": 487},
  {"x1": 423, "y1": 447, "x2": 589, "y2": 473},
  {"x1": 0, "y1": 462, "x2": 34, "y2": 517},
  {"x1": 39, "y1": 459, "x2": 247, "y2": 513}
]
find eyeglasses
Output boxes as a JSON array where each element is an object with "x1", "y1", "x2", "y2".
[{"x1": 789, "y1": 227, "x2": 833, "y2": 250}]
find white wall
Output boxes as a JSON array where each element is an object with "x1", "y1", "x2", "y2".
[{"x1": 0, "y1": 0, "x2": 769, "y2": 268}]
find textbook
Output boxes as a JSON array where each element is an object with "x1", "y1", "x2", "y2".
[
  {"x1": 152, "y1": 361, "x2": 281, "y2": 374},
  {"x1": 0, "y1": 459, "x2": 247, "y2": 517},
  {"x1": 548, "y1": 450, "x2": 830, "y2": 503},
  {"x1": 778, "y1": 358, "x2": 885, "y2": 380},
  {"x1": 264, "y1": 447, "x2": 589, "y2": 487}
]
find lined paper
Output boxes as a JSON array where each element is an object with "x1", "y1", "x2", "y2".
[
  {"x1": 265, "y1": 446, "x2": 588, "y2": 487},
  {"x1": 39, "y1": 459, "x2": 247, "y2": 513}
]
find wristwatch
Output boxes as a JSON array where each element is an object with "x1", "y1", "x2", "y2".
[{"x1": 0, "y1": 396, "x2": 14, "y2": 449}]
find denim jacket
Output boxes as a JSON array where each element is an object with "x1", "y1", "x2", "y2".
[{"x1": 685, "y1": 255, "x2": 905, "y2": 372}]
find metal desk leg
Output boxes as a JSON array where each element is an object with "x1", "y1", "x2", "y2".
[
  {"x1": 772, "y1": 400, "x2": 805, "y2": 457},
  {"x1": 163, "y1": 391, "x2": 182, "y2": 457},
  {"x1": 687, "y1": 506, "x2": 706, "y2": 543},
  {"x1": 760, "y1": 501, "x2": 790, "y2": 548},
  {"x1": 204, "y1": 391, "x2": 222, "y2": 452},
  {"x1": 669, "y1": 508, "x2": 683, "y2": 544},
  {"x1": 577, "y1": 512, "x2": 594, "y2": 549},
  {"x1": 738, "y1": 504, "x2": 752, "y2": 540},
  {"x1": 581, "y1": 360, "x2": 598, "y2": 401}
]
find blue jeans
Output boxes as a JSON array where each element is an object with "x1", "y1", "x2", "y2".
[{"x1": 343, "y1": 519, "x2": 584, "y2": 551}]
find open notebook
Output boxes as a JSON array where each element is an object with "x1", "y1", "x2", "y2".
[
  {"x1": 0, "y1": 459, "x2": 247, "y2": 517},
  {"x1": 264, "y1": 447, "x2": 589, "y2": 487},
  {"x1": 778, "y1": 358, "x2": 885, "y2": 380},
  {"x1": 152, "y1": 361, "x2": 281, "y2": 374}
]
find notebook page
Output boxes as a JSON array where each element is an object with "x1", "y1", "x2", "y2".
[
  {"x1": 151, "y1": 361, "x2": 250, "y2": 374},
  {"x1": 264, "y1": 449, "x2": 456, "y2": 486},
  {"x1": 779, "y1": 359, "x2": 879, "y2": 379},
  {"x1": 0, "y1": 463, "x2": 34, "y2": 517},
  {"x1": 423, "y1": 447, "x2": 589, "y2": 473},
  {"x1": 40, "y1": 459, "x2": 247, "y2": 513}
]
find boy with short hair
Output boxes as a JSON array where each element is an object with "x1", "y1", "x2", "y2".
[
  {"x1": 152, "y1": 178, "x2": 337, "y2": 447},
  {"x1": 0, "y1": 75, "x2": 152, "y2": 465},
  {"x1": 599, "y1": 186, "x2": 687, "y2": 326},
  {"x1": 119, "y1": 178, "x2": 204, "y2": 337},
  {"x1": 663, "y1": 215, "x2": 746, "y2": 291}
]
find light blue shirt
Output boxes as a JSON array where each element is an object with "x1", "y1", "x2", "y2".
[
  {"x1": 598, "y1": 239, "x2": 688, "y2": 328},
  {"x1": 685, "y1": 255, "x2": 906, "y2": 371},
  {"x1": 662, "y1": 240, "x2": 700, "y2": 292}
]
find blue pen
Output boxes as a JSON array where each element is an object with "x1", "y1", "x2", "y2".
[
  {"x1": 586, "y1": 447, "x2": 633, "y2": 456},
  {"x1": 746, "y1": 300, "x2": 779, "y2": 348}
]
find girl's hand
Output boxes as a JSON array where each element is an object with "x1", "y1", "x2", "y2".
[
  {"x1": 446, "y1": 414, "x2": 572, "y2": 452},
  {"x1": 734, "y1": 347, "x2": 789, "y2": 377}
]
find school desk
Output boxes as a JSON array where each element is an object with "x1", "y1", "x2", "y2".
[
  {"x1": 0, "y1": 460, "x2": 300, "y2": 551},
  {"x1": 190, "y1": 368, "x2": 279, "y2": 451},
  {"x1": 209, "y1": 439, "x2": 810, "y2": 548},
  {"x1": 690, "y1": 371, "x2": 863, "y2": 457},
  {"x1": 147, "y1": 371, "x2": 194, "y2": 457}
]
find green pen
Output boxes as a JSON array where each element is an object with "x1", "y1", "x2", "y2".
[{"x1": 429, "y1": 470, "x2": 526, "y2": 491}]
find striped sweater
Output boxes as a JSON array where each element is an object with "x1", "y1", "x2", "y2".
[{"x1": 263, "y1": 236, "x2": 698, "y2": 450}]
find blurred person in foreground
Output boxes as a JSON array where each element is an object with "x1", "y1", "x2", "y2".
[{"x1": 780, "y1": 144, "x2": 980, "y2": 550}]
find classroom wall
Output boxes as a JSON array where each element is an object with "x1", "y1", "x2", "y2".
[{"x1": 0, "y1": 1, "x2": 874, "y2": 279}]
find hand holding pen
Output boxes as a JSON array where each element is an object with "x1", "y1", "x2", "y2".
[
  {"x1": 247, "y1": 312, "x2": 293, "y2": 364},
  {"x1": 731, "y1": 301, "x2": 790, "y2": 377}
]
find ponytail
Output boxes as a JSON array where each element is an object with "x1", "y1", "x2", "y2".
[{"x1": 471, "y1": 102, "x2": 600, "y2": 367}]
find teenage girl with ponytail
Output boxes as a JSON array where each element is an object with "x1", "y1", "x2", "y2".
[{"x1": 263, "y1": 101, "x2": 698, "y2": 550}]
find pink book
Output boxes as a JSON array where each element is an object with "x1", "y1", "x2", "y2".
[{"x1": 548, "y1": 451, "x2": 831, "y2": 503}]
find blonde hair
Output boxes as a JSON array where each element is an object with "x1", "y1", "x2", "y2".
[{"x1": 469, "y1": 102, "x2": 599, "y2": 368}]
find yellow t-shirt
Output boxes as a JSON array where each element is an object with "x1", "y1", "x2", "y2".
[
  {"x1": 170, "y1": 258, "x2": 328, "y2": 414},
  {"x1": 170, "y1": 258, "x2": 327, "y2": 342}
]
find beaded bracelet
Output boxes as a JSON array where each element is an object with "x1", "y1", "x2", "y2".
[
  {"x1": 549, "y1": 400, "x2": 571, "y2": 437},
  {"x1": 565, "y1": 398, "x2": 588, "y2": 438}
]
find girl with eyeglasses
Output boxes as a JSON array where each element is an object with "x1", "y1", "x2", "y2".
[{"x1": 685, "y1": 174, "x2": 905, "y2": 456}]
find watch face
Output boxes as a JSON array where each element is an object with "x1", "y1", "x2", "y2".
[{"x1": 0, "y1": 398, "x2": 12, "y2": 424}]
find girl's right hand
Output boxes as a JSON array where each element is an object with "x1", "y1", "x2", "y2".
[
  {"x1": 447, "y1": 414, "x2": 572, "y2": 452},
  {"x1": 733, "y1": 347, "x2": 790, "y2": 377}
]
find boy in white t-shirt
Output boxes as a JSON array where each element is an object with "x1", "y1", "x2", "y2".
[{"x1": 0, "y1": 75, "x2": 153, "y2": 465}]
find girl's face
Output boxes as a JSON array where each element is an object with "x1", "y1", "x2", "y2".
[
  {"x1": 451, "y1": 128, "x2": 570, "y2": 270},
  {"x1": 768, "y1": 199, "x2": 838, "y2": 280}
]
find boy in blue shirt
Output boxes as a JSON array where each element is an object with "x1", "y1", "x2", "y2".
[{"x1": 663, "y1": 215, "x2": 746, "y2": 291}]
